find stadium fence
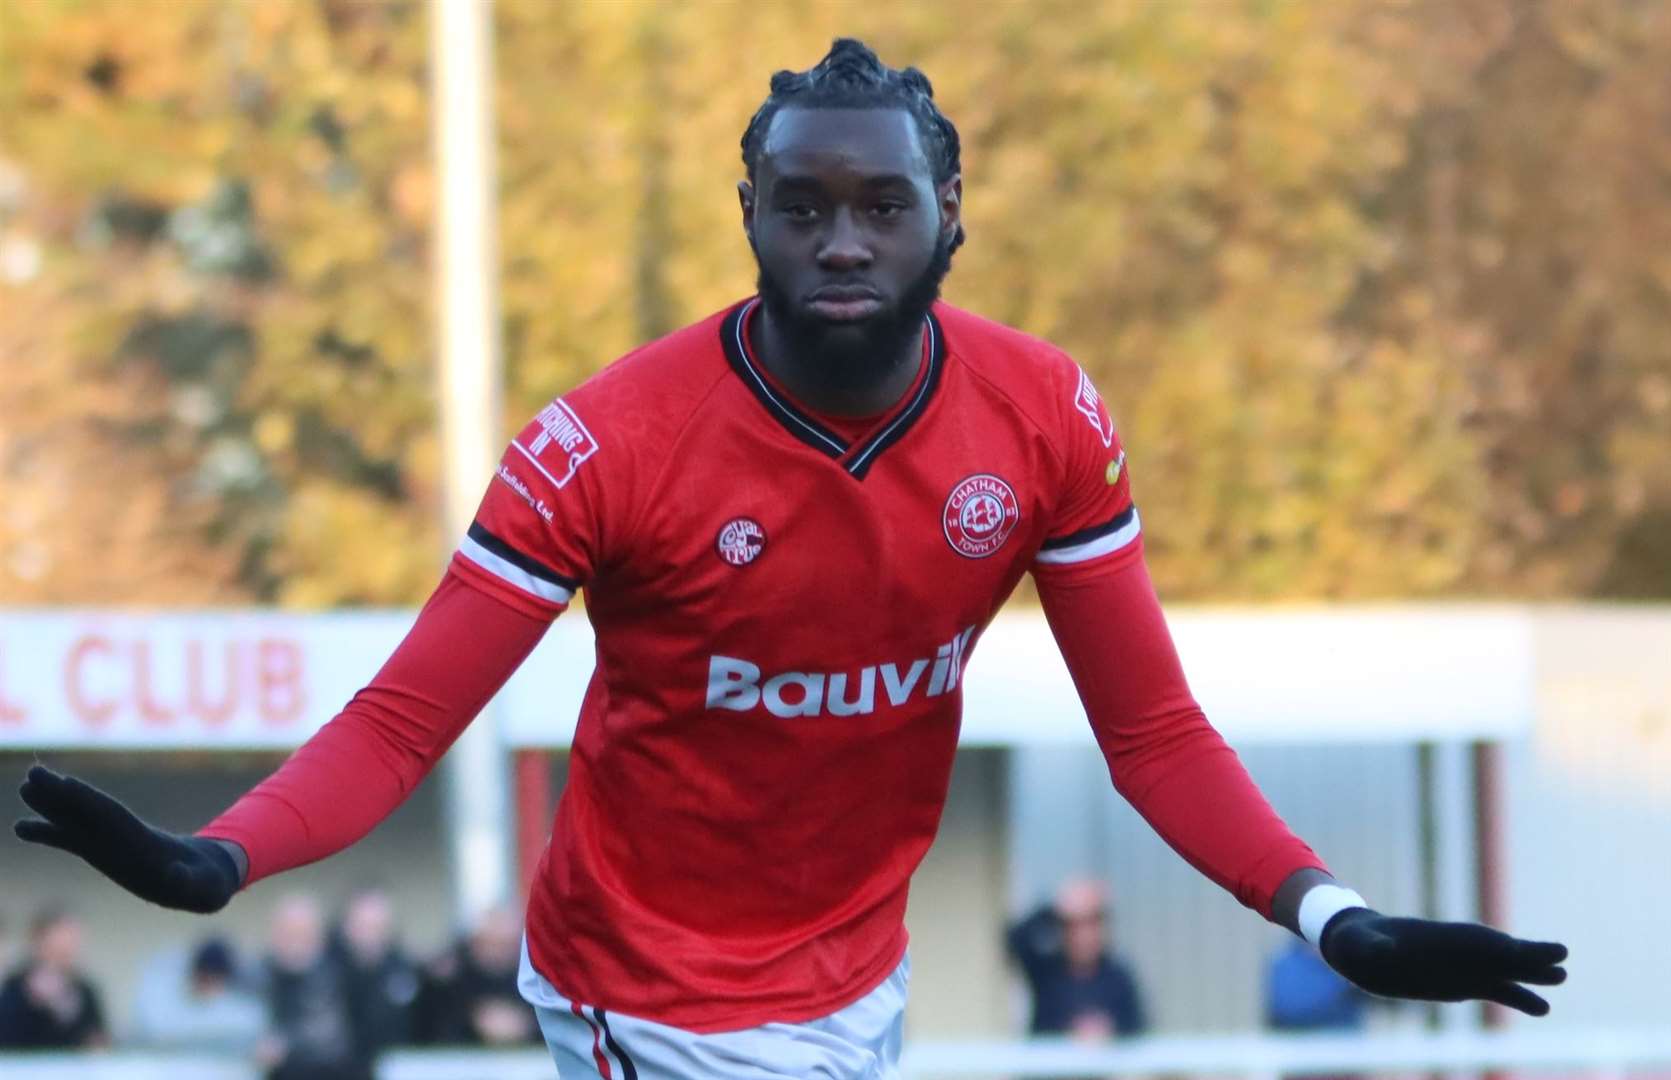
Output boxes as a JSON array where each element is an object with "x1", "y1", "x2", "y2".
[{"x1": 5, "y1": 1029, "x2": 1671, "y2": 1080}]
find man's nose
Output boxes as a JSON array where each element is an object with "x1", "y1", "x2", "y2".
[{"x1": 816, "y1": 209, "x2": 872, "y2": 270}]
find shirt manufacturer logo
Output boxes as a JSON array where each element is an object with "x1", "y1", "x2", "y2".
[
  {"x1": 1105, "y1": 450, "x2": 1126, "y2": 486},
  {"x1": 513, "y1": 397, "x2": 598, "y2": 490},
  {"x1": 715, "y1": 517, "x2": 767, "y2": 566},
  {"x1": 943, "y1": 474, "x2": 1020, "y2": 559}
]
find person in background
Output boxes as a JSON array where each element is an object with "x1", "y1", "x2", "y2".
[
  {"x1": 258, "y1": 893, "x2": 366, "y2": 1080},
  {"x1": 1007, "y1": 878, "x2": 1148, "y2": 1039},
  {"x1": 131, "y1": 935, "x2": 265, "y2": 1053},
  {"x1": 1265, "y1": 935, "x2": 1372, "y2": 1032},
  {"x1": 330, "y1": 885, "x2": 420, "y2": 1063},
  {"x1": 0, "y1": 904, "x2": 108, "y2": 1050},
  {"x1": 1266, "y1": 934, "x2": 1376, "y2": 1080},
  {"x1": 416, "y1": 904, "x2": 538, "y2": 1046}
]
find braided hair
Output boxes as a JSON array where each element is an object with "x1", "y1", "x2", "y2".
[{"x1": 741, "y1": 38, "x2": 965, "y2": 253}]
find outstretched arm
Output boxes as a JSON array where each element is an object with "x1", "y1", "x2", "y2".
[
  {"x1": 1036, "y1": 547, "x2": 1566, "y2": 1014},
  {"x1": 1037, "y1": 544, "x2": 1325, "y2": 918},
  {"x1": 14, "y1": 570, "x2": 551, "y2": 910}
]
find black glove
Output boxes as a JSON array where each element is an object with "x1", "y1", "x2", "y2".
[
  {"x1": 14, "y1": 765, "x2": 242, "y2": 914},
  {"x1": 1321, "y1": 907, "x2": 1568, "y2": 1015}
]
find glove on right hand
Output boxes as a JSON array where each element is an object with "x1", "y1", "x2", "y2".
[{"x1": 14, "y1": 765, "x2": 242, "y2": 914}]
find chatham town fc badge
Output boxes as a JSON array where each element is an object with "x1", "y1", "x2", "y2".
[
  {"x1": 716, "y1": 517, "x2": 767, "y2": 566},
  {"x1": 943, "y1": 474, "x2": 1020, "y2": 559}
]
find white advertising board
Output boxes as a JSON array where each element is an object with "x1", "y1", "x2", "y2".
[
  {"x1": 960, "y1": 606, "x2": 1537, "y2": 746},
  {"x1": 0, "y1": 610, "x2": 406, "y2": 749},
  {"x1": 0, "y1": 607, "x2": 1536, "y2": 751}
]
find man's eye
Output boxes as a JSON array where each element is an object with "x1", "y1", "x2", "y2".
[
  {"x1": 783, "y1": 205, "x2": 818, "y2": 221},
  {"x1": 873, "y1": 202, "x2": 907, "y2": 218}
]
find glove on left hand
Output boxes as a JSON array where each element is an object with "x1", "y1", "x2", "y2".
[{"x1": 1321, "y1": 907, "x2": 1568, "y2": 1016}]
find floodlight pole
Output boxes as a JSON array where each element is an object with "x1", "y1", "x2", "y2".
[{"x1": 431, "y1": 0, "x2": 512, "y2": 927}]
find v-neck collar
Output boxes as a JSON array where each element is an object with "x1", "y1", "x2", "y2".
[{"x1": 719, "y1": 298, "x2": 946, "y2": 480}]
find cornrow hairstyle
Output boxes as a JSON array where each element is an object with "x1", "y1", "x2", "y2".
[{"x1": 741, "y1": 38, "x2": 965, "y2": 253}]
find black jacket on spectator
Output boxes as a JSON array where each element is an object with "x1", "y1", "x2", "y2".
[
  {"x1": 330, "y1": 932, "x2": 421, "y2": 1062},
  {"x1": 1007, "y1": 904, "x2": 1148, "y2": 1037},
  {"x1": 0, "y1": 965, "x2": 107, "y2": 1049},
  {"x1": 414, "y1": 940, "x2": 537, "y2": 1046},
  {"x1": 264, "y1": 952, "x2": 370, "y2": 1080}
]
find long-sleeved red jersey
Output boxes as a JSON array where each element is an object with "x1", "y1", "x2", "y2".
[{"x1": 204, "y1": 299, "x2": 1323, "y2": 1032}]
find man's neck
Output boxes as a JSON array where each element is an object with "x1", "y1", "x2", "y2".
[{"x1": 752, "y1": 305, "x2": 923, "y2": 418}]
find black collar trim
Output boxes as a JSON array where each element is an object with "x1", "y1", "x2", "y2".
[
  {"x1": 844, "y1": 310, "x2": 944, "y2": 479},
  {"x1": 718, "y1": 299, "x2": 947, "y2": 479},
  {"x1": 721, "y1": 300, "x2": 846, "y2": 459}
]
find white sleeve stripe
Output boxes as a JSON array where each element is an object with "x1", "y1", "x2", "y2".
[
  {"x1": 1034, "y1": 508, "x2": 1143, "y2": 565},
  {"x1": 457, "y1": 535, "x2": 574, "y2": 604}
]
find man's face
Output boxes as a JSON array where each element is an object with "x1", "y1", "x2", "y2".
[
  {"x1": 33, "y1": 917, "x2": 82, "y2": 972},
  {"x1": 1063, "y1": 905, "x2": 1107, "y2": 968},
  {"x1": 269, "y1": 895, "x2": 324, "y2": 971},
  {"x1": 741, "y1": 106, "x2": 959, "y2": 385},
  {"x1": 343, "y1": 890, "x2": 394, "y2": 957}
]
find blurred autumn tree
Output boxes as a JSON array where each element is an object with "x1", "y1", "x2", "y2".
[
  {"x1": 2, "y1": 0, "x2": 1667, "y2": 606},
  {"x1": 0, "y1": 0, "x2": 438, "y2": 606}
]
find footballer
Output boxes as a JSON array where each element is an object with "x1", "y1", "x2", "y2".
[{"x1": 16, "y1": 39, "x2": 1565, "y2": 1079}]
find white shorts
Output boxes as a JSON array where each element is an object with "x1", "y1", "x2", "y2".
[{"x1": 518, "y1": 938, "x2": 909, "y2": 1080}]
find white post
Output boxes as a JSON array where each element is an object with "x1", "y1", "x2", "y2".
[
  {"x1": 1433, "y1": 737, "x2": 1484, "y2": 1080},
  {"x1": 430, "y1": 0, "x2": 511, "y2": 926}
]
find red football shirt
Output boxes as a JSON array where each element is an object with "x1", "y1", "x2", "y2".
[
  {"x1": 452, "y1": 298, "x2": 1151, "y2": 1028},
  {"x1": 206, "y1": 297, "x2": 1323, "y2": 1033}
]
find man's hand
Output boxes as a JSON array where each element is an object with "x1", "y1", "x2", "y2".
[
  {"x1": 14, "y1": 765, "x2": 243, "y2": 914},
  {"x1": 1321, "y1": 907, "x2": 1568, "y2": 1016}
]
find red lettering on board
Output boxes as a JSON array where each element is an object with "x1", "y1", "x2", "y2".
[
  {"x1": 65, "y1": 635, "x2": 117, "y2": 727},
  {"x1": 133, "y1": 640, "x2": 177, "y2": 727},
  {"x1": 0, "y1": 646, "x2": 28, "y2": 726},
  {"x1": 185, "y1": 639, "x2": 238, "y2": 727},
  {"x1": 258, "y1": 639, "x2": 305, "y2": 725}
]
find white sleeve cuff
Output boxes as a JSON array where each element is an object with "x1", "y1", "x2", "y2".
[{"x1": 1298, "y1": 884, "x2": 1369, "y2": 948}]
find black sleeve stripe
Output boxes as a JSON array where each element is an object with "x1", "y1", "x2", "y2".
[
  {"x1": 1040, "y1": 504, "x2": 1138, "y2": 551},
  {"x1": 466, "y1": 522, "x2": 582, "y2": 591}
]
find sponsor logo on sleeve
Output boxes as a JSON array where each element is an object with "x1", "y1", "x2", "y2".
[
  {"x1": 1074, "y1": 368, "x2": 1116, "y2": 449},
  {"x1": 512, "y1": 398, "x2": 598, "y2": 490},
  {"x1": 494, "y1": 464, "x2": 554, "y2": 523}
]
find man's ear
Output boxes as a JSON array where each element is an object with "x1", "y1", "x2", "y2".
[
  {"x1": 938, "y1": 174, "x2": 963, "y2": 244},
  {"x1": 738, "y1": 180, "x2": 756, "y2": 250}
]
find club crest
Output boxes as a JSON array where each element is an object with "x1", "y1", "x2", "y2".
[{"x1": 943, "y1": 474, "x2": 1020, "y2": 559}]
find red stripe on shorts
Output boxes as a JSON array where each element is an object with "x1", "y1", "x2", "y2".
[{"x1": 571, "y1": 1000, "x2": 613, "y2": 1078}]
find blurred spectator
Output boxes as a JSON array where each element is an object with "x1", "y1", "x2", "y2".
[
  {"x1": 1006, "y1": 878, "x2": 1148, "y2": 1039},
  {"x1": 1265, "y1": 937, "x2": 1370, "y2": 1031},
  {"x1": 131, "y1": 936, "x2": 265, "y2": 1053},
  {"x1": 0, "y1": 904, "x2": 108, "y2": 1050},
  {"x1": 330, "y1": 886, "x2": 421, "y2": 1062},
  {"x1": 416, "y1": 904, "x2": 538, "y2": 1046},
  {"x1": 258, "y1": 893, "x2": 368, "y2": 1080}
]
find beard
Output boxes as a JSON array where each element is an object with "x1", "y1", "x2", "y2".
[{"x1": 754, "y1": 233, "x2": 954, "y2": 393}]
